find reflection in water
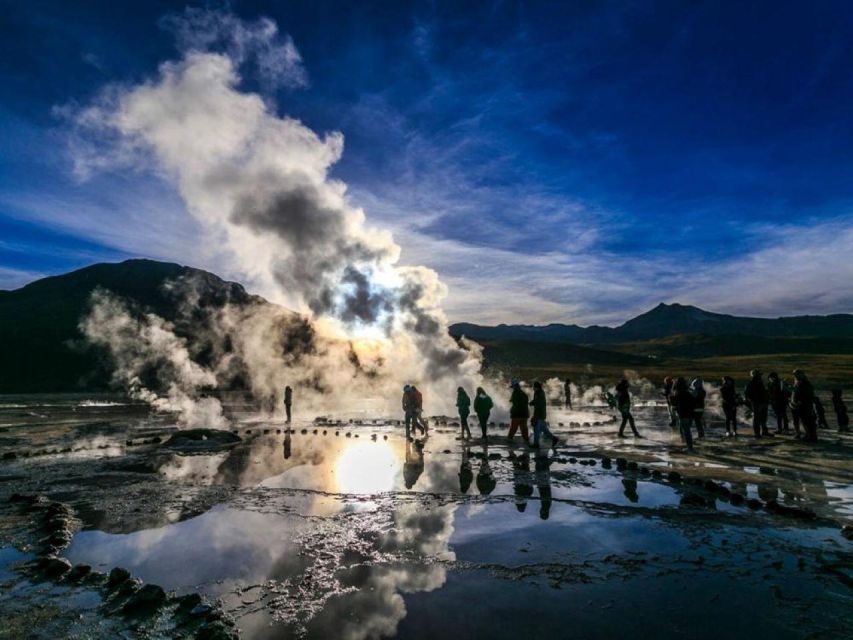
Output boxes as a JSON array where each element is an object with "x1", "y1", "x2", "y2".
[
  {"x1": 510, "y1": 451, "x2": 533, "y2": 512},
  {"x1": 536, "y1": 454, "x2": 554, "y2": 519},
  {"x1": 476, "y1": 444, "x2": 496, "y2": 495},
  {"x1": 622, "y1": 478, "x2": 639, "y2": 503},
  {"x1": 458, "y1": 446, "x2": 473, "y2": 494},
  {"x1": 403, "y1": 439, "x2": 425, "y2": 490},
  {"x1": 336, "y1": 441, "x2": 399, "y2": 493}
]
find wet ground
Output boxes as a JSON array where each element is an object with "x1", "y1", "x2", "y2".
[{"x1": 1, "y1": 395, "x2": 851, "y2": 639}]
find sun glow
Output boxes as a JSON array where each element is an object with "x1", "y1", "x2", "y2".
[{"x1": 334, "y1": 441, "x2": 400, "y2": 494}]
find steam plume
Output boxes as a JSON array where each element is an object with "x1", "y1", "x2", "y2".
[{"x1": 68, "y1": 9, "x2": 483, "y2": 422}]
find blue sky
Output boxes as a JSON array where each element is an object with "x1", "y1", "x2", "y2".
[{"x1": 1, "y1": 1, "x2": 852, "y2": 324}]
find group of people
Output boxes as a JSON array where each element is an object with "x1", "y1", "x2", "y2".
[
  {"x1": 453, "y1": 380, "x2": 560, "y2": 449},
  {"x1": 661, "y1": 370, "x2": 849, "y2": 450}
]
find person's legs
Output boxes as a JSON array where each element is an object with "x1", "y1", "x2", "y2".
[
  {"x1": 405, "y1": 411, "x2": 412, "y2": 438},
  {"x1": 804, "y1": 413, "x2": 818, "y2": 442},
  {"x1": 792, "y1": 410, "x2": 801, "y2": 436},
  {"x1": 538, "y1": 419, "x2": 559, "y2": 446},
  {"x1": 507, "y1": 419, "x2": 519, "y2": 440},
  {"x1": 628, "y1": 411, "x2": 640, "y2": 436},
  {"x1": 752, "y1": 408, "x2": 761, "y2": 437},
  {"x1": 618, "y1": 410, "x2": 628, "y2": 436},
  {"x1": 680, "y1": 416, "x2": 694, "y2": 450},
  {"x1": 532, "y1": 420, "x2": 542, "y2": 447},
  {"x1": 723, "y1": 405, "x2": 734, "y2": 434},
  {"x1": 460, "y1": 412, "x2": 471, "y2": 439},
  {"x1": 478, "y1": 414, "x2": 488, "y2": 439},
  {"x1": 520, "y1": 420, "x2": 530, "y2": 443},
  {"x1": 695, "y1": 412, "x2": 705, "y2": 438},
  {"x1": 758, "y1": 405, "x2": 770, "y2": 436},
  {"x1": 285, "y1": 403, "x2": 292, "y2": 423}
]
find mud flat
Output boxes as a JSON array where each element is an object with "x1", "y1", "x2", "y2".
[{"x1": 0, "y1": 397, "x2": 851, "y2": 639}]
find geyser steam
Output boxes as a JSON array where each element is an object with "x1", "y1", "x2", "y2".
[{"x1": 70, "y1": 9, "x2": 482, "y2": 423}]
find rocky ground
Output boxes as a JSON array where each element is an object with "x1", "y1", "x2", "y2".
[{"x1": 0, "y1": 395, "x2": 851, "y2": 639}]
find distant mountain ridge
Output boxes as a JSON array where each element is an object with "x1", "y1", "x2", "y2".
[{"x1": 450, "y1": 302, "x2": 853, "y2": 344}]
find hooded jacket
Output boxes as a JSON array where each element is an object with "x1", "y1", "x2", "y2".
[
  {"x1": 474, "y1": 392, "x2": 493, "y2": 417},
  {"x1": 510, "y1": 386, "x2": 530, "y2": 419}
]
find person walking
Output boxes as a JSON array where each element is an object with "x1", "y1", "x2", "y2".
[
  {"x1": 791, "y1": 370, "x2": 817, "y2": 442},
  {"x1": 507, "y1": 381, "x2": 531, "y2": 445},
  {"x1": 691, "y1": 378, "x2": 706, "y2": 438},
  {"x1": 530, "y1": 381, "x2": 560, "y2": 449},
  {"x1": 284, "y1": 385, "x2": 293, "y2": 423},
  {"x1": 615, "y1": 379, "x2": 641, "y2": 437},
  {"x1": 814, "y1": 396, "x2": 829, "y2": 430},
  {"x1": 564, "y1": 378, "x2": 573, "y2": 409},
  {"x1": 456, "y1": 387, "x2": 472, "y2": 439},
  {"x1": 671, "y1": 377, "x2": 696, "y2": 451},
  {"x1": 474, "y1": 387, "x2": 494, "y2": 440},
  {"x1": 720, "y1": 376, "x2": 738, "y2": 437},
  {"x1": 831, "y1": 389, "x2": 850, "y2": 433},
  {"x1": 663, "y1": 377, "x2": 677, "y2": 427},
  {"x1": 411, "y1": 385, "x2": 428, "y2": 435},
  {"x1": 744, "y1": 370, "x2": 771, "y2": 438},
  {"x1": 767, "y1": 373, "x2": 789, "y2": 434}
]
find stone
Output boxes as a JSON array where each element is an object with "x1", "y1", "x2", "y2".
[
  {"x1": 39, "y1": 556, "x2": 71, "y2": 577},
  {"x1": 627, "y1": 461, "x2": 638, "y2": 471},
  {"x1": 746, "y1": 498, "x2": 763, "y2": 510},
  {"x1": 842, "y1": 525, "x2": 853, "y2": 540},
  {"x1": 651, "y1": 470, "x2": 663, "y2": 479},
  {"x1": 196, "y1": 620, "x2": 237, "y2": 640},
  {"x1": 108, "y1": 567, "x2": 131, "y2": 589},
  {"x1": 123, "y1": 584, "x2": 167, "y2": 612},
  {"x1": 667, "y1": 471, "x2": 682, "y2": 483},
  {"x1": 178, "y1": 593, "x2": 203, "y2": 610},
  {"x1": 2, "y1": 451, "x2": 17, "y2": 460},
  {"x1": 67, "y1": 564, "x2": 92, "y2": 581},
  {"x1": 729, "y1": 493, "x2": 745, "y2": 506}
]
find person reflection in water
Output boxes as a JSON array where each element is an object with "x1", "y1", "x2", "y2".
[
  {"x1": 404, "y1": 438, "x2": 425, "y2": 489},
  {"x1": 456, "y1": 387, "x2": 472, "y2": 440},
  {"x1": 458, "y1": 446, "x2": 473, "y2": 494},
  {"x1": 622, "y1": 478, "x2": 639, "y2": 503},
  {"x1": 283, "y1": 431, "x2": 291, "y2": 460},
  {"x1": 509, "y1": 450, "x2": 533, "y2": 512},
  {"x1": 534, "y1": 453, "x2": 553, "y2": 519},
  {"x1": 476, "y1": 445, "x2": 497, "y2": 495},
  {"x1": 284, "y1": 385, "x2": 293, "y2": 423}
]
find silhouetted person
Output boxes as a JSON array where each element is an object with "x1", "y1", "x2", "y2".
[
  {"x1": 535, "y1": 453, "x2": 553, "y2": 519},
  {"x1": 814, "y1": 396, "x2": 829, "y2": 429},
  {"x1": 831, "y1": 389, "x2": 850, "y2": 433},
  {"x1": 411, "y1": 385, "x2": 428, "y2": 434},
  {"x1": 615, "y1": 379, "x2": 641, "y2": 438},
  {"x1": 456, "y1": 387, "x2": 472, "y2": 439},
  {"x1": 767, "y1": 372, "x2": 789, "y2": 434},
  {"x1": 791, "y1": 370, "x2": 817, "y2": 442},
  {"x1": 786, "y1": 377, "x2": 801, "y2": 437},
  {"x1": 476, "y1": 445, "x2": 496, "y2": 495},
  {"x1": 663, "y1": 376, "x2": 677, "y2": 427},
  {"x1": 622, "y1": 478, "x2": 639, "y2": 503},
  {"x1": 402, "y1": 385, "x2": 415, "y2": 437},
  {"x1": 691, "y1": 378, "x2": 706, "y2": 438},
  {"x1": 507, "y1": 381, "x2": 531, "y2": 445},
  {"x1": 530, "y1": 381, "x2": 560, "y2": 449},
  {"x1": 744, "y1": 369, "x2": 770, "y2": 438},
  {"x1": 509, "y1": 450, "x2": 533, "y2": 512},
  {"x1": 283, "y1": 431, "x2": 291, "y2": 459},
  {"x1": 720, "y1": 376, "x2": 738, "y2": 437},
  {"x1": 672, "y1": 377, "x2": 695, "y2": 451},
  {"x1": 474, "y1": 386, "x2": 494, "y2": 440},
  {"x1": 284, "y1": 385, "x2": 293, "y2": 423},
  {"x1": 404, "y1": 438, "x2": 425, "y2": 489},
  {"x1": 564, "y1": 378, "x2": 573, "y2": 409},
  {"x1": 458, "y1": 446, "x2": 473, "y2": 493}
]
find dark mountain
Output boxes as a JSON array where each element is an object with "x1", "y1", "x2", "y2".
[
  {"x1": 451, "y1": 303, "x2": 853, "y2": 345},
  {"x1": 0, "y1": 259, "x2": 270, "y2": 393}
]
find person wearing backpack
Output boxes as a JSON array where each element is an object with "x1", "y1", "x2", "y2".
[
  {"x1": 456, "y1": 387, "x2": 472, "y2": 439},
  {"x1": 530, "y1": 381, "x2": 560, "y2": 449},
  {"x1": 507, "y1": 381, "x2": 531, "y2": 445},
  {"x1": 473, "y1": 387, "x2": 494, "y2": 440}
]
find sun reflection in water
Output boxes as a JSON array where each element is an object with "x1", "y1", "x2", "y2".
[{"x1": 335, "y1": 441, "x2": 400, "y2": 494}]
